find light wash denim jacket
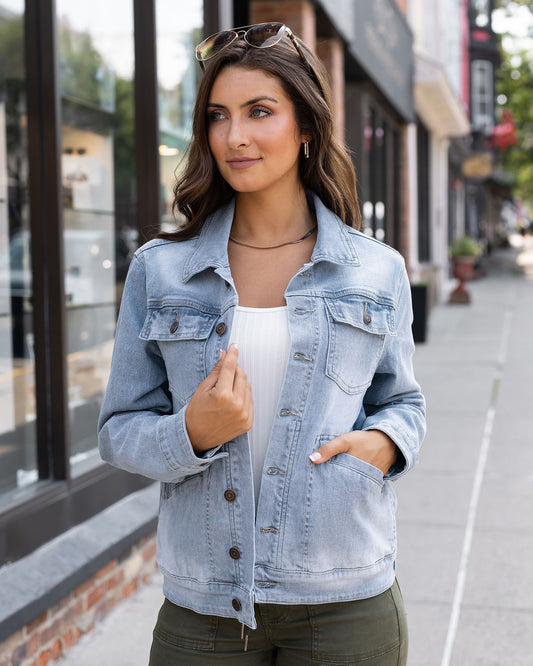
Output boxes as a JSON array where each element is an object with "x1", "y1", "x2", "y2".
[{"x1": 98, "y1": 193, "x2": 425, "y2": 629}]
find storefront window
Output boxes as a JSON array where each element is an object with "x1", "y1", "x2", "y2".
[
  {"x1": 57, "y1": 1, "x2": 136, "y2": 476},
  {"x1": 374, "y1": 116, "x2": 387, "y2": 243},
  {"x1": 156, "y1": 0, "x2": 203, "y2": 229},
  {"x1": 0, "y1": 0, "x2": 37, "y2": 502},
  {"x1": 361, "y1": 107, "x2": 387, "y2": 242},
  {"x1": 417, "y1": 121, "x2": 431, "y2": 262},
  {"x1": 362, "y1": 110, "x2": 373, "y2": 236}
]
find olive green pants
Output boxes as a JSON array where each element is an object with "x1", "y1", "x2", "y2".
[{"x1": 149, "y1": 579, "x2": 408, "y2": 665}]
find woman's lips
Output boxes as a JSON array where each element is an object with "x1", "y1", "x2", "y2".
[{"x1": 227, "y1": 158, "x2": 261, "y2": 170}]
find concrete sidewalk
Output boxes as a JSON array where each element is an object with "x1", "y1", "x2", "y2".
[
  {"x1": 58, "y1": 238, "x2": 533, "y2": 666},
  {"x1": 396, "y1": 236, "x2": 533, "y2": 666}
]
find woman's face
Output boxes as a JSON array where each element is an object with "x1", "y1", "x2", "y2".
[{"x1": 207, "y1": 66, "x2": 306, "y2": 196}]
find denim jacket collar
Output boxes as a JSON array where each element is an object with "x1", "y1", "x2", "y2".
[{"x1": 181, "y1": 192, "x2": 360, "y2": 283}]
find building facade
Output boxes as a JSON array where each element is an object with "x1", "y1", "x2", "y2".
[
  {"x1": 466, "y1": 0, "x2": 505, "y2": 245},
  {"x1": 407, "y1": 0, "x2": 471, "y2": 303}
]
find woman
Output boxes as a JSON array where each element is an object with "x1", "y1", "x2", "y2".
[{"x1": 98, "y1": 22, "x2": 425, "y2": 665}]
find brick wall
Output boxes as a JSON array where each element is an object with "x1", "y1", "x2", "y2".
[
  {"x1": 316, "y1": 37, "x2": 345, "y2": 143},
  {"x1": 0, "y1": 533, "x2": 157, "y2": 666}
]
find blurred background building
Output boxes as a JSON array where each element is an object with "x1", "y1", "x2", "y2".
[{"x1": 0, "y1": 0, "x2": 506, "y2": 663}]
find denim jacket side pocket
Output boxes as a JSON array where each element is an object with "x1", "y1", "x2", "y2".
[{"x1": 302, "y1": 434, "x2": 395, "y2": 573}]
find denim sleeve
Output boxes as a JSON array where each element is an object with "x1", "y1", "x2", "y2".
[
  {"x1": 97, "y1": 253, "x2": 226, "y2": 483},
  {"x1": 359, "y1": 258, "x2": 426, "y2": 480}
]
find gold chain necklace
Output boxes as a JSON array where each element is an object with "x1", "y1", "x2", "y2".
[{"x1": 229, "y1": 224, "x2": 317, "y2": 249}]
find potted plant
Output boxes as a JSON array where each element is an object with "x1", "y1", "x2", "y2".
[{"x1": 449, "y1": 235, "x2": 481, "y2": 304}]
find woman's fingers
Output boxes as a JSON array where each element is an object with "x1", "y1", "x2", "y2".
[
  {"x1": 309, "y1": 430, "x2": 398, "y2": 474},
  {"x1": 309, "y1": 434, "x2": 348, "y2": 463},
  {"x1": 213, "y1": 343, "x2": 240, "y2": 394},
  {"x1": 200, "y1": 348, "x2": 227, "y2": 391},
  {"x1": 185, "y1": 344, "x2": 253, "y2": 452},
  {"x1": 240, "y1": 375, "x2": 254, "y2": 429}
]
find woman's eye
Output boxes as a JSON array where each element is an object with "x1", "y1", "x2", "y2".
[
  {"x1": 250, "y1": 107, "x2": 270, "y2": 119},
  {"x1": 208, "y1": 110, "x2": 226, "y2": 122}
]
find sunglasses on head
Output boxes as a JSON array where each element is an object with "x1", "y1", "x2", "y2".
[{"x1": 195, "y1": 22, "x2": 315, "y2": 78}]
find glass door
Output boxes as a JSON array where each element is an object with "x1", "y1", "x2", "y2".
[
  {"x1": 56, "y1": 0, "x2": 136, "y2": 476},
  {"x1": 0, "y1": 0, "x2": 38, "y2": 502}
]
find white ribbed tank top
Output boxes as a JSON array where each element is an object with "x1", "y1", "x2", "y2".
[{"x1": 229, "y1": 306, "x2": 291, "y2": 506}]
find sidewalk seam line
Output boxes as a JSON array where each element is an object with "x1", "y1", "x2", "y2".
[{"x1": 440, "y1": 304, "x2": 514, "y2": 666}]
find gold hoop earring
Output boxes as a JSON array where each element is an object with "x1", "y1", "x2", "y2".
[{"x1": 303, "y1": 141, "x2": 310, "y2": 159}]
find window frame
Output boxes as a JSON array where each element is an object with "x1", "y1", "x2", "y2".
[
  {"x1": 0, "y1": 0, "x2": 158, "y2": 566},
  {"x1": 471, "y1": 59, "x2": 494, "y2": 133},
  {"x1": 417, "y1": 119, "x2": 431, "y2": 264},
  {"x1": 357, "y1": 88, "x2": 402, "y2": 250}
]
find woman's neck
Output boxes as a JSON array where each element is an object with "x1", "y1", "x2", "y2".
[{"x1": 232, "y1": 186, "x2": 315, "y2": 246}]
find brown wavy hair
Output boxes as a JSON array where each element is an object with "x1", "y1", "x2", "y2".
[{"x1": 160, "y1": 32, "x2": 361, "y2": 241}]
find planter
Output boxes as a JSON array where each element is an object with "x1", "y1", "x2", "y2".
[
  {"x1": 449, "y1": 256, "x2": 476, "y2": 304},
  {"x1": 410, "y1": 284, "x2": 428, "y2": 343},
  {"x1": 452, "y1": 256, "x2": 476, "y2": 282}
]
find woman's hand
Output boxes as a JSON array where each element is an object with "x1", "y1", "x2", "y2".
[
  {"x1": 309, "y1": 429, "x2": 398, "y2": 475},
  {"x1": 185, "y1": 343, "x2": 253, "y2": 453}
]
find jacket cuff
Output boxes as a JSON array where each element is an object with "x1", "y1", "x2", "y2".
[
  {"x1": 157, "y1": 405, "x2": 227, "y2": 475},
  {"x1": 361, "y1": 422, "x2": 415, "y2": 481}
]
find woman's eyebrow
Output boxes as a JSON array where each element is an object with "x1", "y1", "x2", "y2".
[{"x1": 207, "y1": 96, "x2": 279, "y2": 109}]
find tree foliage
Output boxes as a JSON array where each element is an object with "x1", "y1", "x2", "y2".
[
  {"x1": 495, "y1": 0, "x2": 533, "y2": 11},
  {"x1": 494, "y1": 2, "x2": 533, "y2": 210}
]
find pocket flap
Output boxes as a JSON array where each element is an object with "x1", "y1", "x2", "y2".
[
  {"x1": 140, "y1": 306, "x2": 217, "y2": 341},
  {"x1": 325, "y1": 296, "x2": 394, "y2": 335}
]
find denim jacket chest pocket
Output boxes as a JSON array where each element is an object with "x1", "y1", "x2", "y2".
[
  {"x1": 139, "y1": 305, "x2": 218, "y2": 404},
  {"x1": 324, "y1": 295, "x2": 395, "y2": 394}
]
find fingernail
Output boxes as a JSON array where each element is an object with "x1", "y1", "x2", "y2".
[
  {"x1": 231, "y1": 342, "x2": 239, "y2": 351},
  {"x1": 309, "y1": 452, "x2": 322, "y2": 462},
  {"x1": 219, "y1": 349, "x2": 224, "y2": 360}
]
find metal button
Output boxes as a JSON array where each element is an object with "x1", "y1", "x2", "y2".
[
  {"x1": 232, "y1": 598, "x2": 242, "y2": 611},
  {"x1": 170, "y1": 313, "x2": 179, "y2": 333},
  {"x1": 363, "y1": 303, "x2": 372, "y2": 325},
  {"x1": 229, "y1": 547, "x2": 241, "y2": 560},
  {"x1": 224, "y1": 489, "x2": 237, "y2": 502},
  {"x1": 216, "y1": 322, "x2": 227, "y2": 335}
]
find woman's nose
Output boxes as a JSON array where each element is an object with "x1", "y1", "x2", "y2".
[{"x1": 227, "y1": 119, "x2": 249, "y2": 148}]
